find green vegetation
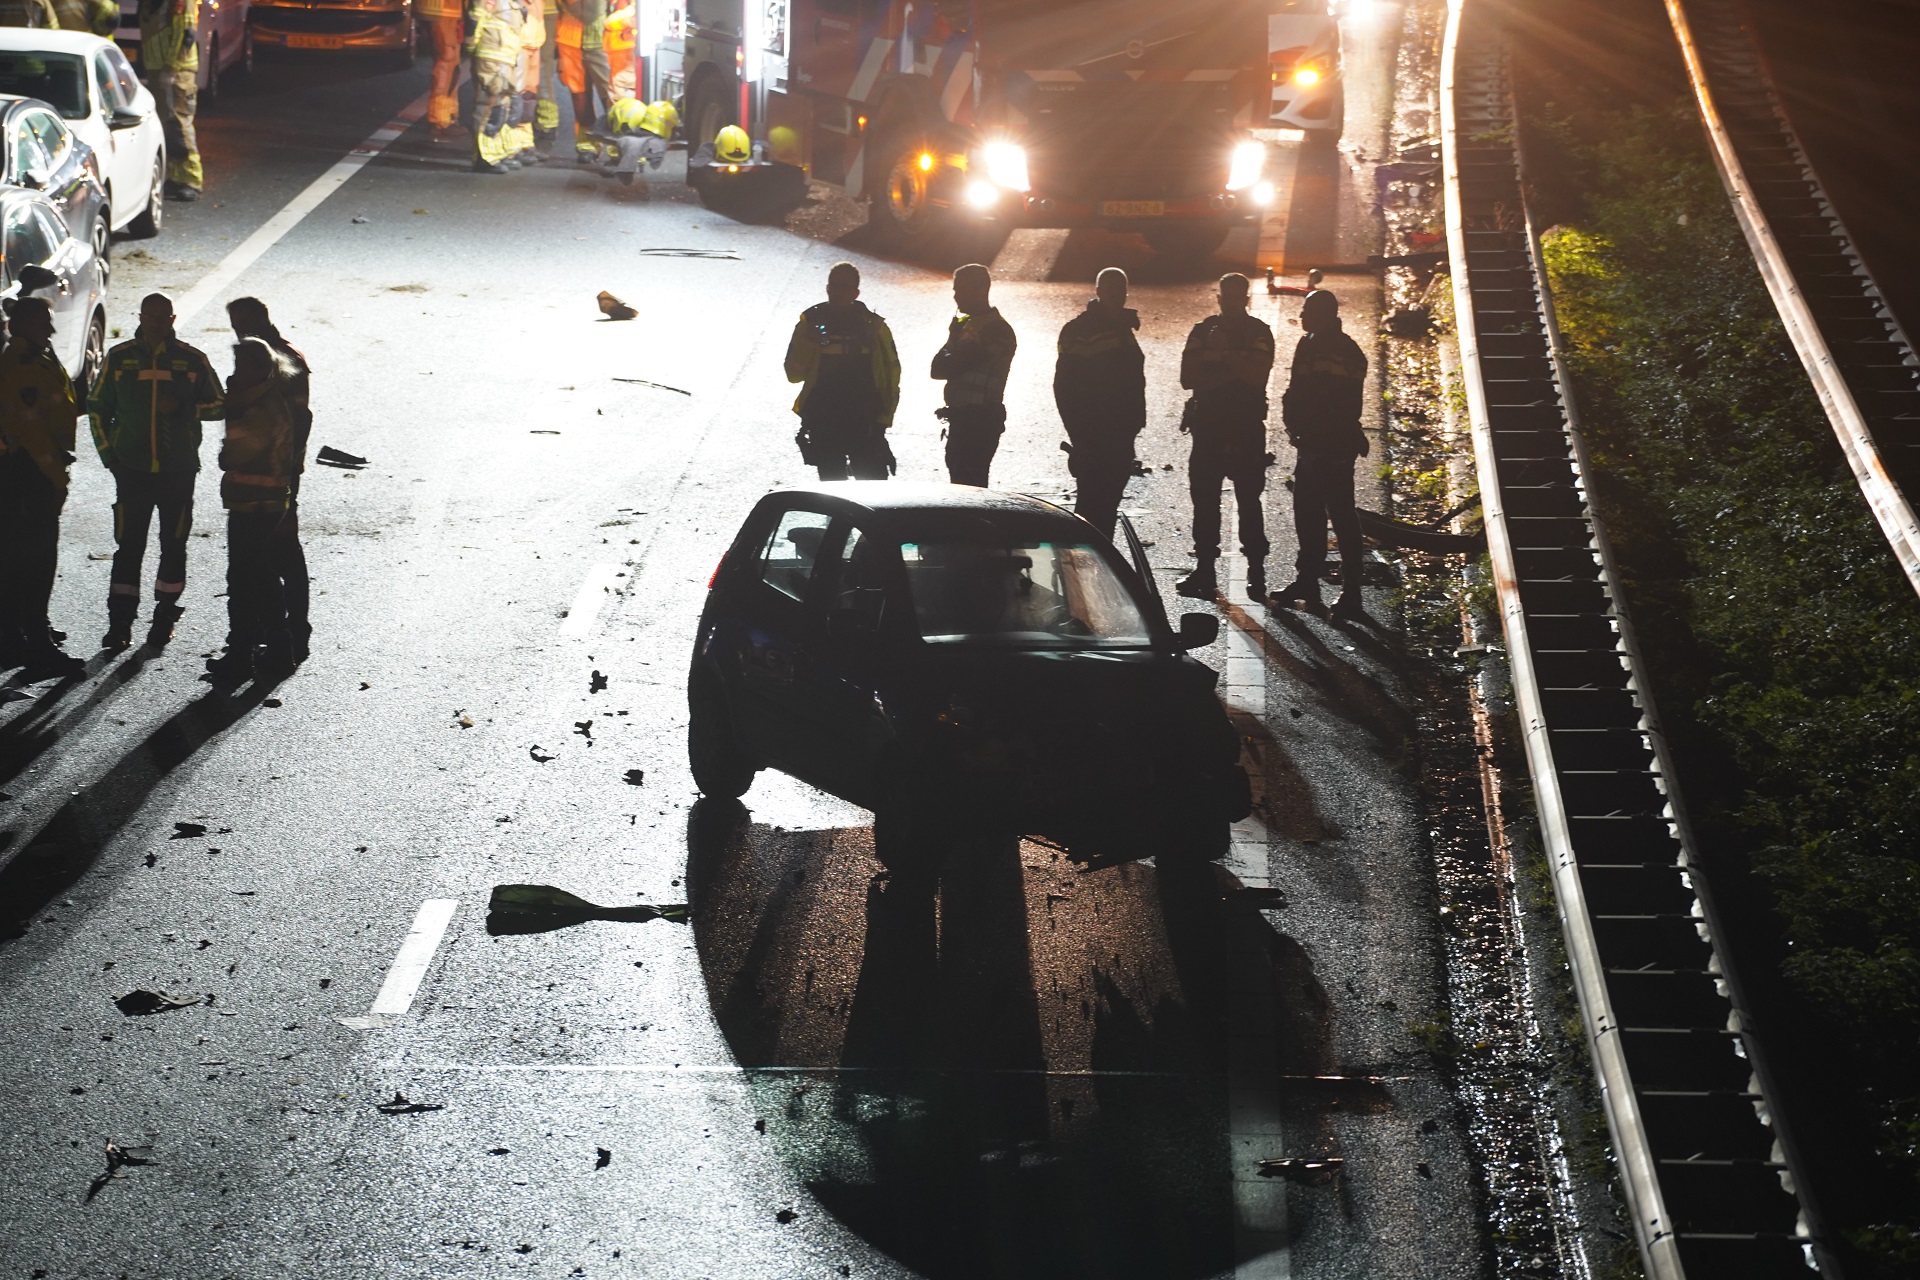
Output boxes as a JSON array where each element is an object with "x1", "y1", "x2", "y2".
[{"x1": 1534, "y1": 101, "x2": 1920, "y2": 1272}]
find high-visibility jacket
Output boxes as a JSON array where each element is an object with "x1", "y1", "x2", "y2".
[
  {"x1": 138, "y1": 0, "x2": 198, "y2": 73},
  {"x1": 466, "y1": 0, "x2": 525, "y2": 65},
  {"x1": 1179, "y1": 310, "x2": 1273, "y2": 427},
  {"x1": 519, "y1": 0, "x2": 543, "y2": 50},
  {"x1": 0, "y1": 339, "x2": 77, "y2": 491},
  {"x1": 555, "y1": 0, "x2": 603, "y2": 48},
  {"x1": 51, "y1": 0, "x2": 116, "y2": 35},
  {"x1": 604, "y1": 0, "x2": 633, "y2": 64},
  {"x1": 415, "y1": 0, "x2": 463, "y2": 21},
  {"x1": 89, "y1": 330, "x2": 224, "y2": 474},
  {"x1": 218, "y1": 345, "x2": 303, "y2": 511},
  {"x1": 1054, "y1": 299, "x2": 1146, "y2": 449},
  {"x1": 930, "y1": 308, "x2": 1016, "y2": 409},
  {"x1": 785, "y1": 301, "x2": 901, "y2": 427}
]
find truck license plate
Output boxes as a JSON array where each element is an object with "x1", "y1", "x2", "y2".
[
  {"x1": 1101, "y1": 200, "x2": 1165, "y2": 217},
  {"x1": 289, "y1": 34, "x2": 344, "y2": 49}
]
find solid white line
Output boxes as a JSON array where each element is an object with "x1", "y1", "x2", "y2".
[
  {"x1": 559, "y1": 563, "x2": 630, "y2": 638},
  {"x1": 172, "y1": 86, "x2": 434, "y2": 326},
  {"x1": 366, "y1": 898, "x2": 459, "y2": 1017},
  {"x1": 418, "y1": 1063, "x2": 1211, "y2": 1077}
]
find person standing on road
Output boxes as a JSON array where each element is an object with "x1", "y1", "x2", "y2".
[
  {"x1": 51, "y1": 0, "x2": 119, "y2": 35},
  {"x1": 785, "y1": 261, "x2": 901, "y2": 482},
  {"x1": 0, "y1": 297, "x2": 85, "y2": 681},
  {"x1": 931, "y1": 263, "x2": 1015, "y2": 488},
  {"x1": 555, "y1": 0, "x2": 609, "y2": 164},
  {"x1": 505, "y1": 0, "x2": 546, "y2": 165},
  {"x1": 1177, "y1": 272, "x2": 1274, "y2": 601},
  {"x1": 0, "y1": 0, "x2": 57, "y2": 28},
  {"x1": 419, "y1": 0, "x2": 465, "y2": 143},
  {"x1": 1270, "y1": 288, "x2": 1370, "y2": 620},
  {"x1": 466, "y1": 0, "x2": 527, "y2": 174},
  {"x1": 89, "y1": 291, "x2": 225, "y2": 650},
  {"x1": 227, "y1": 297, "x2": 313, "y2": 665},
  {"x1": 207, "y1": 338, "x2": 302, "y2": 681},
  {"x1": 1054, "y1": 266, "x2": 1145, "y2": 539},
  {"x1": 139, "y1": 0, "x2": 203, "y2": 200},
  {"x1": 534, "y1": 0, "x2": 562, "y2": 146}
]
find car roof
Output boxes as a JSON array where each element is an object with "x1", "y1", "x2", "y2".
[
  {"x1": 764, "y1": 482, "x2": 1077, "y2": 520},
  {"x1": 0, "y1": 30, "x2": 113, "y2": 55}
]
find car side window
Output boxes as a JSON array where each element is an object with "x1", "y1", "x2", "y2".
[
  {"x1": 3, "y1": 202, "x2": 56, "y2": 274},
  {"x1": 826, "y1": 525, "x2": 892, "y2": 634},
  {"x1": 11, "y1": 118, "x2": 50, "y2": 183},
  {"x1": 93, "y1": 53, "x2": 119, "y2": 114},
  {"x1": 758, "y1": 509, "x2": 834, "y2": 603},
  {"x1": 105, "y1": 46, "x2": 141, "y2": 108},
  {"x1": 27, "y1": 112, "x2": 70, "y2": 170},
  {"x1": 31, "y1": 205, "x2": 66, "y2": 260}
]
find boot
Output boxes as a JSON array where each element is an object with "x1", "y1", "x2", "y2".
[
  {"x1": 101, "y1": 595, "x2": 137, "y2": 650},
  {"x1": 1246, "y1": 562, "x2": 1267, "y2": 602},
  {"x1": 145, "y1": 598, "x2": 183, "y2": 649},
  {"x1": 204, "y1": 647, "x2": 254, "y2": 683},
  {"x1": 1331, "y1": 587, "x2": 1367, "y2": 622},
  {"x1": 253, "y1": 643, "x2": 296, "y2": 684},
  {"x1": 14, "y1": 628, "x2": 83, "y2": 683},
  {"x1": 1267, "y1": 574, "x2": 1323, "y2": 612},
  {"x1": 1176, "y1": 560, "x2": 1219, "y2": 599},
  {"x1": 472, "y1": 157, "x2": 508, "y2": 174}
]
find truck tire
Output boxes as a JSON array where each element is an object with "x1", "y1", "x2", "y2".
[
  {"x1": 687, "y1": 77, "x2": 735, "y2": 154},
  {"x1": 865, "y1": 128, "x2": 948, "y2": 252},
  {"x1": 688, "y1": 669, "x2": 755, "y2": 800},
  {"x1": 1144, "y1": 222, "x2": 1231, "y2": 261}
]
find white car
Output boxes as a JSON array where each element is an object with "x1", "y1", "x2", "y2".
[
  {"x1": 0, "y1": 29, "x2": 164, "y2": 236},
  {"x1": 1268, "y1": 0, "x2": 1343, "y2": 141}
]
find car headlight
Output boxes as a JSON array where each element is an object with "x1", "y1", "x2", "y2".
[
  {"x1": 1226, "y1": 139, "x2": 1266, "y2": 192},
  {"x1": 1293, "y1": 65, "x2": 1322, "y2": 87},
  {"x1": 981, "y1": 141, "x2": 1029, "y2": 192}
]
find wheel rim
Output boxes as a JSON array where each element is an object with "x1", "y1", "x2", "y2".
[
  {"x1": 149, "y1": 155, "x2": 164, "y2": 227},
  {"x1": 884, "y1": 153, "x2": 930, "y2": 232},
  {"x1": 82, "y1": 314, "x2": 104, "y2": 389},
  {"x1": 92, "y1": 219, "x2": 109, "y2": 289}
]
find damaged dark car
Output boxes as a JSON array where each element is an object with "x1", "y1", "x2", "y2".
[{"x1": 688, "y1": 483, "x2": 1252, "y2": 867}]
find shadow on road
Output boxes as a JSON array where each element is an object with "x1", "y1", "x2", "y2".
[{"x1": 684, "y1": 796, "x2": 1337, "y2": 1279}]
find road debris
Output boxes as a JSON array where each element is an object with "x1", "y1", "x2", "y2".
[
  {"x1": 485, "y1": 884, "x2": 688, "y2": 936},
  {"x1": 114, "y1": 990, "x2": 200, "y2": 1016},
  {"x1": 590, "y1": 670, "x2": 608, "y2": 693},
  {"x1": 1255, "y1": 1157, "x2": 1344, "y2": 1184},
  {"x1": 638, "y1": 247, "x2": 740, "y2": 259},
  {"x1": 573, "y1": 720, "x2": 593, "y2": 741},
  {"x1": 454, "y1": 711, "x2": 474, "y2": 729},
  {"x1": 611, "y1": 376, "x2": 692, "y2": 395},
  {"x1": 375, "y1": 1092, "x2": 444, "y2": 1115},
  {"x1": 171, "y1": 822, "x2": 207, "y2": 838},
  {"x1": 85, "y1": 1140, "x2": 156, "y2": 1201},
  {"x1": 597, "y1": 290, "x2": 638, "y2": 321},
  {"x1": 623, "y1": 769, "x2": 644, "y2": 786},
  {"x1": 529, "y1": 745, "x2": 555, "y2": 763},
  {"x1": 315, "y1": 446, "x2": 368, "y2": 469},
  {"x1": 594, "y1": 1148, "x2": 612, "y2": 1169}
]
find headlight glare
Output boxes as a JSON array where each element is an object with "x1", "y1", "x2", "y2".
[
  {"x1": 982, "y1": 141, "x2": 1030, "y2": 192},
  {"x1": 1226, "y1": 140, "x2": 1267, "y2": 192}
]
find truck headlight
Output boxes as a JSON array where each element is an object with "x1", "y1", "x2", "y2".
[
  {"x1": 1294, "y1": 65, "x2": 1322, "y2": 87},
  {"x1": 1226, "y1": 140, "x2": 1266, "y2": 192},
  {"x1": 981, "y1": 141, "x2": 1030, "y2": 192}
]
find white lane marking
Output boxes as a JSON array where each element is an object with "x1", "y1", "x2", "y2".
[
  {"x1": 173, "y1": 84, "x2": 437, "y2": 325},
  {"x1": 338, "y1": 899, "x2": 458, "y2": 1029},
  {"x1": 559, "y1": 563, "x2": 631, "y2": 638},
  {"x1": 421, "y1": 1064, "x2": 1212, "y2": 1076}
]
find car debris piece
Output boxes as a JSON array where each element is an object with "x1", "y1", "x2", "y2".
[
  {"x1": 114, "y1": 989, "x2": 201, "y2": 1016},
  {"x1": 594, "y1": 1148, "x2": 612, "y2": 1169},
  {"x1": 590, "y1": 670, "x2": 608, "y2": 693},
  {"x1": 597, "y1": 290, "x2": 638, "y2": 321},
  {"x1": 573, "y1": 720, "x2": 593, "y2": 741},
  {"x1": 1255, "y1": 1157, "x2": 1343, "y2": 1184},
  {"x1": 171, "y1": 822, "x2": 207, "y2": 838},
  {"x1": 485, "y1": 884, "x2": 688, "y2": 936},
  {"x1": 638, "y1": 247, "x2": 741, "y2": 259},
  {"x1": 611, "y1": 376, "x2": 692, "y2": 396},
  {"x1": 315, "y1": 446, "x2": 369, "y2": 469},
  {"x1": 529, "y1": 745, "x2": 555, "y2": 763},
  {"x1": 623, "y1": 769, "x2": 645, "y2": 786},
  {"x1": 775, "y1": 1209, "x2": 797, "y2": 1224},
  {"x1": 85, "y1": 1140, "x2": 157, "y2": 1200},
  {"x1": 375, "y1": 1092, "x2": 444, "y2": 1115}
]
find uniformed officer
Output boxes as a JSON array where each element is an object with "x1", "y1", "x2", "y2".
[
  {"x1": 140, "y1": 0, "x2": 203, "y2": 200},
  {"x1": 88, "y1": 292, "x2": 225, "y2": 650},
  {"x1": 0, "y1": 297, "x2": 85, "y2": 681},
  {"x1": 1053, "y1": 266, "x2": 1145, "y2": 539},
  {"x1": 1177, "y1": 273, "x2": 1274, "y2": 600},
  {"x1": 227, "y1": 297, "x2": 313, "y2": 665},
  {"x1": 784, "y1": 261, "x2": 901, "y2": 481},
  {"x1": 931, "y1": 263, "x2": 1015, "y2": 488},
  {"x1": 208, "y1": 337, "x2": 302, "y2": 681},
  {"x1": 1270, "y1": 288, "x2": 1370, "y2": 619}
]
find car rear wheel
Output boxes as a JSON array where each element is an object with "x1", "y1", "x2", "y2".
[
  {"x1": 127, "y1": 152, "x2": 163, "y2": 239},
  {"x1": 80, "y1": 308, "x2": 106, "y2": 393},
  {"x1": 390, "y1": 17, "x2": 417, "y2": 70},
  {"x1": 688, "y1": 670, "x2": 755, "y2": 799}
]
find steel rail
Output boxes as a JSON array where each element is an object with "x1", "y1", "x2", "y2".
[
  {"x1": 1442, "y1": 2, "x2": 1828, "y2": 1274},
  {"x1": 1665, "y1": 0, "x2": 1920, "y2": 598}
]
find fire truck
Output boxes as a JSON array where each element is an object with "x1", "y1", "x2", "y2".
[{"x1": 656, "y1": 0, "x2": 1341, "y2": 257}]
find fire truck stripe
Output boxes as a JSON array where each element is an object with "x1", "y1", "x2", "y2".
[
  {"x1": 940, "y1": 50, "x2": 976, "y2": 122},
  {"x1": 849, "y1": 36, "x2": 892, "y2": 102}
]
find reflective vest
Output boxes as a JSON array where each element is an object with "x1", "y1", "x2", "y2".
[
  {"x1": 88, "y1": 331, "x2": 225, "y2": 474},
  {"x1": 465, "y1": 0, "x2": 525, "y2": 66},
  {"x1": 138, "y1": 0, "x2": 198, "y2": 73},
  {"x1": 784, "y1": 301, "x2": 902, "y2": 427}
]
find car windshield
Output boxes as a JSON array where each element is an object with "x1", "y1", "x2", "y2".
[
  {"x1": 0, "y1": 52, "x2": 88, "y2": 120},
  {"x1": 901, "y1": 539, "x2": 1153, "y2": 648}
]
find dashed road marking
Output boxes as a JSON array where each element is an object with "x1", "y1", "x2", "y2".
[
  {"x1": 338, "y1": 898, "x2": 458, "y2": 1029},
  {"x1": 559, "y1": 563, "x2": 631, "y2": 637}
]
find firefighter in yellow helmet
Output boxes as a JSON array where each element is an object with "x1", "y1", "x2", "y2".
[
  {"x1": 466, "y1": 0, "x2": 527, "y2": 173},
  {"x1": 602, "y1": 97, "x2": 673, "y2": 185},
  {"x1": 140, "y1": 0, "x2": 203, "y2": 199}
]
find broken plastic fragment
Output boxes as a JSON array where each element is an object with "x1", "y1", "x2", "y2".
[
  {"x1": 597, "y1": 290, "x2": 637, "y2": 321},
  {"x1": 529, "y1": 745, "x2": 555, "y2": 763},
  {"x1": 623, "y1": 769, "x2": 644, "y2": 786},
  {"x1": 375, "y1": 1092, "x2": 444, "y2": 1115},
  {"x1": 594, "y1": 1148, "x2": 612, "y2": 1169},
  {"x1": 316, "y1": 446, "x2": 369, "y2": 469},
  {"x1": 589, "y1": 670, "x2": 608, "y2": 693},
  {"x1": 114, "y1": 989, "x2": 201, "y2": 1016},
  {"x1": 170, "y1": 822, "x2": 207, "y2": 838},
  {"x1": 1255, "y1": 1157, "x2": 1343, "y2": 1184}
]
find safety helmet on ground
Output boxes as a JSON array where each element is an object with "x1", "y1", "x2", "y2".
[
  {"x1": 641, "y1": 99, "x2": 680, "y2": 138},
  {"x1": 715, "y1": 125, "x2": 752, "y2": 164},
  {"x1": 607, "y1": 97, "x2": 649, "y2": 134},
  {"x1": 767, "y1": 125, "x2": 800, "y2": 164}
]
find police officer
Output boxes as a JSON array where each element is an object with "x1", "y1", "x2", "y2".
[
  {"x1": 89, "y1": 292, "x2": 225, "y2": 650},
  {"x1": 931, "y1": 263, "x2": 1015, "y2": 488},
  {"x1": 1270, "y1": 288, "x2": 1370, "y2": 619},
  {"x1": 784, "y1": 261, "x2": 901, "y2": 481},
  {"x1": 1177, "y1": 272, "x2": 1274, "y2": 600},
  {"x1": 227, "y1": 297, "x2": 313, "y2": 665},
  {"x1": 0, "y1": 297, "x2": 84, "y2": 681},
  {"x1": 140, "y1": 0, "x2": 203, "y2": 200},
  {"x1": 1053, "y1": 266, "x2": 1144, "y2": 539},
  {"x1": 210, "y1": 337, "x2": 302, "y2": 681}
]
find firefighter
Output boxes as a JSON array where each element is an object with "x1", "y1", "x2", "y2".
[
  {"x1": 1053, "y1": 266, "x2": 1145, "y2": 539},
  {"x1": 0, "y1": 297, "x2": 84, "y2": 681},
  {"x1": 931, "y1": 263, "x2": 1015, "y2": 488},
  {"x1": 506, "y1": 0, "x2": 546, "y2": 164},
  {"x1": 601, "y1": 97, "x2": 674, "y2": 184},
  {"x1": 604, "y1": 0, "x2": 634, "y2": 93},
  {"x1": 467, "y1": 0, "x2": 526, "y2": 174},
  {"x1": 226, "y1": 297, "x2": 313, "y2": 666},
  {"x1": 51, "y1": 0, "x2": 118, "y2": 35},
  {"x1": 1176, "y1": 272, "x2": 1274, "y2": 600},
  {"x1": 534, "y1": 0, "x2": 561, "y2": 145},
  {"x1": 140, "y1": 0, "x2": 203, "y2": 200},
  {"x1": 1270, "y1": 288, "x2": 1370, "y2": 620},
  {"x1": 420, "y1": 0, "x2": 464, "y2": 142},
  {"x1": 555, "y1": 0, "x2": 609, "y2": 163},
  {"x1": 784, "y1": 261, "x2": 901, "y2": 482},
  {"x1": 0, "y1": 0, "x2": 56, "y2": 27},
  {"x1": 89, "y1": 292, "x2": 225, "y2": 650},
  {"x1": 208, "y1": 338, "x2": 303, "y2": 681}
]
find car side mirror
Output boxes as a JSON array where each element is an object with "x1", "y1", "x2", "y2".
[
  {"x1": 1177, "y1": 612, "x2": 1219, "y2": 651},
  {"x1": 17, "y1": 264, "x2": 58, "y2": 295},
  {"x1": 20, "y1": 167, "x2": 46, "y2": 190},
  {"x1": 109, "y1": 109, "x2": 144, "y2": 131}
]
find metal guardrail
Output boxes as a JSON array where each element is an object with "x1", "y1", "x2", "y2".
[
  {"x1": 1665, "y1": 0, "x2": 1920, "y2": 597},
  {"x1": 1441, "y1": 2, "x2": 1830, "y2": 1275}
]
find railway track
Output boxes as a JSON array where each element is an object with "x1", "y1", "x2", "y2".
[
  {"x1": 1440, "y1": 2, "x2": 1832, "y2": 1275},
  {"x1": 1666, "y1": 0, "x2": 1920, "y2": 595}
]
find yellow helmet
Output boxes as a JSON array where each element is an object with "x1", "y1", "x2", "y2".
[
  {"x1": 642, "y1": 99, "x2": 680, "y2": 138},
  {"x1": 767, "y1": 124, "x2": 800, "y2": 164},
  {"x1": 715, "y1": 125, "x2": 752, "y2": 164},
  {"x1": 607, "y1": 97, "x2": 648, "y2": 133}
]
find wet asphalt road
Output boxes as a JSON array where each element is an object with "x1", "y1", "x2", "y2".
[{"x1": 0, "y1": 9, "x2": 1486, "y2": 1277}]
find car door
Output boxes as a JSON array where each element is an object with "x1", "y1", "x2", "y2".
[
  {"x1": 16, "y1": 107, "x2": 88, "y2": 243},
  {"x1": 2, "y1": 198, "x2": 85, "y2": 372},
  {"x1": 793, "y1": 520, "x2": 901, "y2": 802},
  {"x1": 90, "y1": 47, "x2": 138, "y2": 226},
  {"x1": 735, "y1": 505, "x2": 836, "y2": 772}
]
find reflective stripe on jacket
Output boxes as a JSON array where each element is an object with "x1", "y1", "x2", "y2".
[
  {"x1": 1281, "y1": 325, "x2": 1368, "y2": 457},
  {"x1": 466, "y1": 0, "x2": 526, "y2": 64},
  {"x1": 930, "y1": 307, "x2": 1015, "y2": 408},
  {"x1": 138, "y1": 0, "x2": 198, "y2": 72},
  {"x1": 1054, "y1": 299, "x2": 1145, "y2": 447},
  {"x1": 0, "y1": 340, "x2": 77, "y2": 490},
  {"x1": 88, "y1": 331, "x2": 224, "y2": 473},
  {"x1": 784, "y1": 301, "x2": 901, "y2": 427}
]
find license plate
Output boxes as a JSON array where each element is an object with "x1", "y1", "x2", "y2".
[
  {"x1": 1101, "y1": 200, "x2": 1165, "y2": 218},
  {"x1": 288, "y1": 34, "x2": 345, "y2": 49}
]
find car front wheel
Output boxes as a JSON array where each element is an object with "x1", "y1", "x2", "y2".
[
  {"x1": 80, "y1": 308, "x2": 106, "y2": 393},
  {"x1": 688, "y1": 669, "x2": 755, "y2": 799},
  {"x1": 91, "y1": 215, "x2": 110, "y2": 292}
]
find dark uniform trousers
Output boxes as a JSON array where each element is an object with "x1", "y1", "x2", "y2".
[
  {"x1": 801, "y1": 417, "x2": 890, "y2": 482},
  {"x1": 1069, "y1": 443, "x2": 1133, "y2": 540},
  {"x1": 0, "y1": 451, "x2": 61, "y2": 641},
  {"x1": 227, "y1": 509, "x2": 291, "y2": 653},
  {"x1": 1189, "y1": 422, "x2": 1271, "y2": 561},
  {"x1": 110, "y1": 470, "x2": 195, "y2": 599},
  {"x1": 275, "y1": 492, "x2": 311, "y2": 647},
  {"x1": 942, "y1": 404, "x2": 1005, "y2": 488},
  {"x1": 1293, "y1": 447, "x2": 1364, "y2": 582}
]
